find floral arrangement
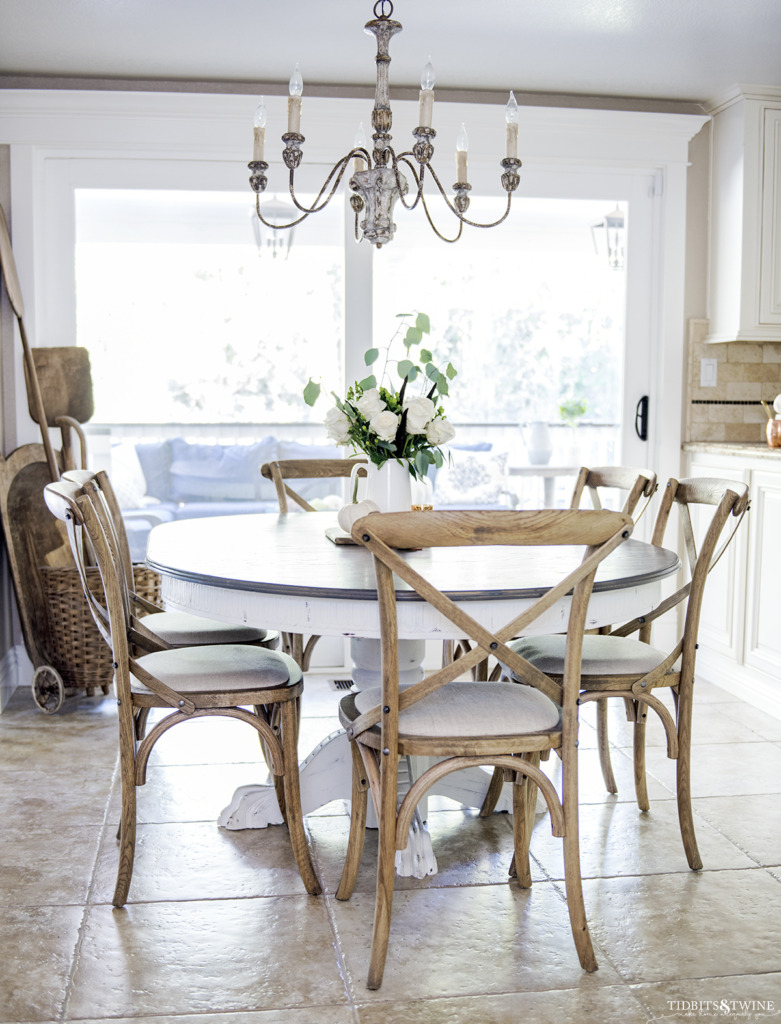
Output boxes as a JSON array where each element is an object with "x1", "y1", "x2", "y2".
[{"x1": 303, "y1": 312, "x2": 457, "y2": 481}]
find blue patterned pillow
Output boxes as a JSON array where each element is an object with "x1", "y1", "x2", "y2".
[{"x1": 434, "y1": 451, "x2": 509, "y2": 507}]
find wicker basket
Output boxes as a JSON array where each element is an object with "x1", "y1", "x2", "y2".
[{"x1": 39, "y1": 564, "x2": 161, "y2": 693}]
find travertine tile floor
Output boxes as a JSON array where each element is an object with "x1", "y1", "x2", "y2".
[{"x1": 1, "y1": 674, "x2": 779, "y2": 1024}]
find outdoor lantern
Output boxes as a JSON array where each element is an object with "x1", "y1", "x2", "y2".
[
  {"x1": 591, "y1": 205, "x2": 625, "y2": 270},
  {"x1": 250, "y1": 196, "x2": 296, "y2": 259}
]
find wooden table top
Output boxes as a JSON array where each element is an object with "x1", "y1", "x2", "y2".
[{"x1": 147, "y1": 511, "x2": 680, "y2": 603}]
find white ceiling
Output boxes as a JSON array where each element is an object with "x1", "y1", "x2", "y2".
[{"x1": 1, "y1": 0, "x2": 780, "y2": 106}]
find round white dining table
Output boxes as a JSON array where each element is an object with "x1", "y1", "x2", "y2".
[{"x1": 147, "y1": 510, "x2": 680, "y2": 875}]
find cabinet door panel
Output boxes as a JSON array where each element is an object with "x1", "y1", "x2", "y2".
[
  {"x1": 685, "y1": 461, "x2": 749, "y2": 661},
  {"x1": 760, "y1": 108, "x2": 781, "y2": 325},
  {"x1": 745, "y1": 471, "x2": 781, "y2": 677}
]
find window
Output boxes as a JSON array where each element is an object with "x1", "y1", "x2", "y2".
[
  {"x1": 373, "y1": 196, "x2": 627, "y2": 461},
  {"x1": 75, "y1": 189, "x2": 345, "y2": 426}
]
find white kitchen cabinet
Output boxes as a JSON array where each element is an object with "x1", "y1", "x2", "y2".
[
  {"x1": 705, "y1": 87, "x2": 781, "y2": 344},
  {"x1": 744, "y1": 470, "x2": 781, "y2": 680},
  {"x1": 685, "y1": 443, "x2": 781, "y2": 717}
]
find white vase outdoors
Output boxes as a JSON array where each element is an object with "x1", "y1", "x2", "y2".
[
  {"x1": 523, "y1": 421, "x2": 553, "y2": 466},
  {"x1": 350, "y1": 459, "x2": 413, "y2": 513}
]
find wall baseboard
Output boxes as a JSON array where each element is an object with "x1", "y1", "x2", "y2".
[{"x1": 697, "y1": 648, "x2": 781, "y2": 723}]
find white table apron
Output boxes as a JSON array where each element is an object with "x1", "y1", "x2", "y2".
[{"x1": 148, "y1": 512, "x2": 679, "y2": 878}]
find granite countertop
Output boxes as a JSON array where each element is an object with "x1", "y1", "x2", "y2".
[{"x1": 683, "y1": 441, "x2": 781, "y2": 460}]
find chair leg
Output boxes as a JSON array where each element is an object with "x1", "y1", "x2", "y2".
[
  {"x1": 441, "y1": 639, "x2": 455, "y2": 667},
  {"x1": 478, "y1": 766, "x2": 505, "y2": 817},
  {"x1": 472, "y1": 657, "x2": 489, "y2": 681},
  {"x1": 282, "y1": 632, "x2": 305, "y2": 670},
  {"x1": 596, "y1": 699, "x2": 618, "y2": 795},
  {"x1": 301, "y1": 635, "x2": 321, "y2": 673},
  {"x1": 279, "y1": 700, "x2": 321, "y2": 895},
  {"x1": 367, "y1": 752, "x2": 399, "y2": 991},
  {"x1": 255, "y1": 703, "x2": 288, "y2": 822},
  {"x1": 561, "y1": 751, "x2": 597, "y2": 972},
  {"x1": 510, "y1": 756, "x2": 539, "y2": 888},
  {"x1": 336, "y1": 741, "x2": 370, "y2": 900},
  {"x1": 134, "y1": 707, "x2": 150, "y2": 741},
  {"x1": 675, "y1": 682, "x2": 702, "y2": 871},
  {"x1": 561, "y1": 824, "x2": 598, "y2": 972},
  {"x1": 632, "y1": 709, "x2": 650, "y2": 812},
  {"x1": 113, "y1": 781, "x2": 137, "y2": 908}
]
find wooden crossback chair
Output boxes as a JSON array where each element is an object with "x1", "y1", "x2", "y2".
[
  {"x1": 570, "y1": 465, "x2": 658, "y2": 516},
  {"x1": 568, "y1": 465, "x2": 658, "y2": 791},
  {"x1": 62, "y1": 468, "x2": 280, "y2": 759},
  {"x1": 508, "y1": 477, "x2": 749, "y2": 871},
  {"x1": 260, "y1": 457, "x2": 367, "y2": 669},
  {"x1": 63, "y1": 468, "x2": 275, "y2": 652},
  {"x1": 261, "y1": 457, "x2": 367, "y2": 514},
  {"x1": 335, "y1": 507, "x2": 633, "y2": 989},
  {"x1": 455, "y1": 463, "x2": 659, "y2": 798},
  {"x1": 43, "y1": 478, "x2": 321, "y2": 905}
]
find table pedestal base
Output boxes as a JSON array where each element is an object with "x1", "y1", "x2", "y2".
[
  {"x1": 218, "y1": 729, "x2": 514, "y2": 876},
  {"x1": 218, "y1": 637, "x2": 516, "y2": 876}
]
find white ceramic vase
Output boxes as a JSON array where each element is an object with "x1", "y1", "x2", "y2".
[
  {"x1": 523, "y1": 421, "x2": 553, "y2": 465},
  {"x1": 350, "y1": 458, "x2": 413, "y2": 513}
]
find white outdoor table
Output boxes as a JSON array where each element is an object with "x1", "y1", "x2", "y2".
[
  {"x1": 507, "y1": 463, "x2": 581, "y2": 508},
  {"x1": 147, "y1": 511, "x2": 679, "y2": 874}
]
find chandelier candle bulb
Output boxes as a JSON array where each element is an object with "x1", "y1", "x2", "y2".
[
  {"x1": 288, "y1": 64, "x2": 303, "y2": 134},
  {"x1": 253, "y1": 98, "x2": 267, "y2": 162},
  {"x1": 505, "y1": 91, "x2": 519, "y2": 159},
  {"x1": 353, "y1": 122, "x2": 367, "y2": 172},
  {"x1": 418, "y1": 56, "x2": 435, "y2": 127},
  {"x1": 456, "y1": 123, "x2": 468, "y2": 182}
]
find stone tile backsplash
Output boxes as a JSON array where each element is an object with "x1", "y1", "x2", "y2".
[{"x1": 686, "y1": 318, "x2": 781, "y2": 442}]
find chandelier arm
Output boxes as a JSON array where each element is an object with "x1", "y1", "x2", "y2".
[
  {"x1": 424, "y1": 163, "x2": 515, "y2": 228},
  {"x1": 393, "y1": 154, "x2": 426, "y2": 211},
  {"x1": 415, "y1": 190, "x2": 465, "y2": 244},
  {"x1": 254, "y1": 194, "x2": 311, "y2": 230},
  {"x1": 457, "y1": 193, "x2": 513, "y2": 230},
  {"x1": 286, "y1": 156, "x2": 354, "y2": 215}
]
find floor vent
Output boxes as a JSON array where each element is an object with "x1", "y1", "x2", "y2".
[{"x1": 328, "y1": 678, "x2": 355, "y2": 692}]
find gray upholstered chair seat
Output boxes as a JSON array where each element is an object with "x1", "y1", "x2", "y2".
[
  {"x1": 350, "y1": 680, "x2": 561, "y2": 738},
  {"x1": 508, "y1": 634, "x2": 674, "y2": 677},
  {"x1": 132, "y1": 645, "x2": 301, "y2": 695},
  {"x1": 144, "y1": 610, "x2": 269, "y2": 647}
]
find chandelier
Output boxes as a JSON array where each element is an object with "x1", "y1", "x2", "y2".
[{"x1": 248, "y1": 0, "x2": 522, "y2": 248}]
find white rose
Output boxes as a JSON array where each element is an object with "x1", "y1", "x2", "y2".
[
  {"x1": 355, "y1": 388, "x2": 386, "y2": 419},
  {"x1": 370, "y1": 409, "x2": 400, "y2": 442},
  {"x1": 324, "y1": 406, "x2": 351, "y2": 444},
  {"x1": 425, "y1": 416, "x2": 456, "y2": 446},
  {"x1": 403, "y1": 395, "x2": 436, "y2": 434}
]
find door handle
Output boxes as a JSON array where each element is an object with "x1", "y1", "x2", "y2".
[{"x1": 635, "y1": 395, "x2": 649, "y2": 441}]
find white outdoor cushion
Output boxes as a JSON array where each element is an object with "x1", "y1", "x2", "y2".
[
  {"x1": 132, "y1": 645, "x2": 301, "y2": 695},
  {"x1": 351, "y1": 680, "x2": 561, "y2": 738},
  {"x1": 509, "y1": 634, "x2": 670, "y2": 678},
  {"x1": 144, "y1": 611, "x2": 268, "y2": 647}
]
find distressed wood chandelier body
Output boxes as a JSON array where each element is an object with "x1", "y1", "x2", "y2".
[{"x1": 248, "y1": 0, "x2": 522, "y2": 248}]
